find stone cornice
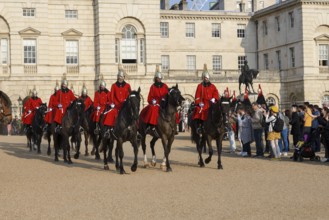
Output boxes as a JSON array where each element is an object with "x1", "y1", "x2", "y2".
[
  {"x1": 18, "y1": 27, "x2": 41, "y2": 36},
  {"x1": 160, "y1": 11, "x2": 250, "y2": 21}
]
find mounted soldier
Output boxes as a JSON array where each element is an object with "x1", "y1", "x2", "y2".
[
  {"x1": 44, "y1": 82, "x2": 60, "y2": 131},
  {"x1": 239, "y1": 60, "x2": 259, "y2": 94},
  {"x1": 22, "y1": 87, "x2": 43, "y2": 132},
  {"x1": 79, "y1": 85, "x2": 93, "y2": 112}
]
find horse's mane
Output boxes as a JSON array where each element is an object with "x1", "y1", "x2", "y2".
[{"x1": 121, "y1": 90, "x2": 140, "y2": 110}]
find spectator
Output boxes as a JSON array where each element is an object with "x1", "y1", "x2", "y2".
[
  {"x1": 251, "y1": 102, "x2": 264, "y2": 157},
  {"x1": 311, "y1": 105, "x2": 321, "y2": 152},
  {"x1": 317, "y1": 107, "x2": 329, "y2": 163},
  {"x1": 303, "y1": 102, "x2": 317, "y2": 142},
  {"x1": 228, "y1": 111, "x2": 237, "y2": 153},
  {"x1": 237, "y1": 106, "x2": 254, "y2": 157},
  {"x1": 290, "y1": 105, "x2": 301, "y2": 148},
  {"x1": 11, "y1": 116, "x2": 19, "y2": 135},
  {"x1": 263, "y1": 105, "x2": 281, "y2": 160},
  {"x1": 278, "y1": 110, "x2": 290, "y2": 157},
  {"x1": 298, "y1": 105, "x2": 305, "y2": 141}
]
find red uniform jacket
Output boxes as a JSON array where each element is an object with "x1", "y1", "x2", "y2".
[
  {"x1": 192, "y1": 82, "x2": 219, "y2": 121},
  {"x1": 103, "y1": 81, "x2": 131, "y2": 127},
  {"x1": 44, "y1": 93, "x2": 57, "y2": 124},
  {"x1": 22, "y1": 97, "x2": 43, "y2": 125},
  {"x1": 53, "y1": 88, "x2": 76, "y2": 124},
  {"x1": 92, "y1": 89, "x2": 110, "y2": 123},
  {"x1": 80, "y1": 95, "x2": 93, "y2": 112},
  {"x1": 140, "y1": 82, "x2": 168, "y2": 125}
]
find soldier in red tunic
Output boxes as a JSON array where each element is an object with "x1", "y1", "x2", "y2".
[
  {"x1": 44, "y1": 83, "x2": 60, "y2": 131},
  {"x1": 140, "y1": 68, "x2": 169, "y2": 134},
  {"x1": 22, "y1": 89, "x2": 43, "y2": 132},
  {"x1": 80, "y1": 86, "x2": 93, "y2": 112},
  {"x1": 192, "y1": 64, "x2": 219, "y2": 134},
  {"x1": 53, "y1": 79, "x2": 77, "y2": 132},
  {"x1": 103, "y1": 69, "x2": 131, "y2": 136},
  {"x1": 92, "y1": 79, "x2": 110, "y2": 133}
]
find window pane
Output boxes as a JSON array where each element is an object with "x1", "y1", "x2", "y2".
[
  {"x1": 160, "y1": 22, "x2": 169, "y2": 38},
  {"x1": 23, "y1": 39, "x2": 36, "y2": 64},
  {"x1": 186, "y1": 23, "x2": 195, "y2": 38},
  {"x1": 212, "y1": 23, "x2": 221, "y2": 38},
  {"x1": 161, "y1": 55, "x2": 169, "y2": 71},
  {"x1": 23, "y1": 8, "x2": 35, "y2": 17},
  {"x1": 187, "y1": 55, "x2": 196, "y2": 71},
  {"x1": 66, "y1": 40, "x2": 78, "y2": 64},
  {"x1": 213, "y1": 55, "x2": 222, "y2": 72},
  {"x1": 237, "y1": 24, "x2": 246, "y2": 38},
  {"x1": 1, "y1": 39, "x2": 8, "y2": 64},
  {"x1": 238, "y1": 56, "x2": 246, "y2": 69}
]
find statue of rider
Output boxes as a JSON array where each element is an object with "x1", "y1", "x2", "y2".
[{"x1": 241, "y1": 60, "x2": 250, "y2": 82}]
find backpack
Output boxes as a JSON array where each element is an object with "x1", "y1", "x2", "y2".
[{"x1": 273, "y1": 116, "x2": 284, "y2": 132}]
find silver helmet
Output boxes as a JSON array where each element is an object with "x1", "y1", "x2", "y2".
[
  {"x1": 201, "y1": 64, "x2": 210, "y2": 80},
  {"x1": 100, "y1": 80, "x2": 106, "y2": 87},
  {"x1": 117, "y1": 70, "x2": 125, "y2": 78},
  {"x1": 154, "y1": 72, "x2": 163, "y2": 80},
  {"x1": 82, "y1": 87, "x2": 87, "y2": 95},
  {"x1": 32, "y1": 89, "x2": 37, "y2": 97},
  {"x1": 62, "y1": 79, "x2": 68, "y2": 86}
]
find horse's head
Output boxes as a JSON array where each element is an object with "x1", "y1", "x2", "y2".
[
  {"x1": 219, "y1": 98, "x2": 231, "y2": 115},
  {"x1": 251, "y1": 70, "x2": 259, "y2": 79},
  {"x1": 37, "y1": 103, "x2": 48, "y2": 118},
  {"x1": 68, "y1": 99, "x2": 85, "y2": 116},
  {"x1": 168, "y1": 84, "x2": 185, "y2": 107},
  {"x1": 125, "y1": 87, "x2": 141, "y2": 121}
]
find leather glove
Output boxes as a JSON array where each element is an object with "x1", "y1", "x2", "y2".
[
  {"x1": 152, "y1": 99, "x2": 157, "y2": 105},
  {"x1": 210, "y1": 98, "x2": 216, "y2": 103},
  {"x1": 199, "y1": 102, "x2": 204, "y2": 108},
  {"x1": 110, "y1": 103, "x2": 115, "y2": 109},
  {"x1": 58, "y1": 104, "x2": 62, "y2": 108}
]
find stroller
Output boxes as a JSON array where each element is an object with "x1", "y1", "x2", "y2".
[{"x1": 293, "y1": 130, "x2": 320, "y2": 162}]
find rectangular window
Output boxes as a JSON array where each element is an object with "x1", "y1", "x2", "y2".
[
  {"x1": 238, "y1": 56, "x2": 246, "y2": 70},
  {"x1": 264, "y1": 53, "x2": 269, "y2": 70},
  {"x1": 212, "y1": 23, "x2": 221, "y2": 38},
  {"x1": 237, "y1": 24, "x2": 246, "y2": 38},
  {"x1": 263, "y1": 21, "x2": 268, "y2": 36},
  {"x1": 276, "y1": 50, "x2": 281, "y2": 70},
  {"x1": 319, "y1": 44, "x2": 329, "y2": 66},
  {"x1": 66, "y1": 40, "x2": 78, "y2": 64},
  {"x1": 289, "y1": 12, "x2": 294, "y2": 28},
  {"x1": 187, "y1": 55, "x2": 196, "y2": 72},
  {"x1": 212, "y1": 55, "x2": 222, "y2": 72},
  {"x1": 140, "y1": 39, "x2": 145, "y2": 63},
  {"x1": 23, "y1": 39, "x2": 36, "y2": 64},
  {"x1": 23, "y1": 8, "x2": 35, "y2": 17},
  {"x1": 115, "y1": 38, "x2": 119, "y2": 63},
  {"x1": 161, "y1": 55, "x2": 170, "y2": 71},
  {"x1": 275, "y1": 16, "x2": 280, "y2": 32},
  {"x1": 290, "y1": 47, "x2": 295, "y2": 68},
  {"x1": 65, "y1": 10, "x2": 78, "y2": 18},
  {"x1": 186, "y1": 23, "x2": 195, "y2": 38},
  {"x1": 1, "y1": 39, "x2": 8, "y2": 64},
  {"x1": 160, "y1": 22, "x2": 169, "y2": 38}
]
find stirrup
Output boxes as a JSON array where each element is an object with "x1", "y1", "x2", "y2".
[
  {"x1": 79, "y1": 126, "x2": 84, "y2": 133},
  {"x1": 55, "y1": 125, "x2": 62, "y2": 133},
  {"x1": 104, "y1": 129, "x2": 111, "y2": 138},
  {"x1": 110, "y1": 128, "x2": 118, "y2": 139}
]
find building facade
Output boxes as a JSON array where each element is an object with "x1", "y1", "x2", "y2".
[{"x1": 0, "y1": 0, "x2": 329, "y2": 118}]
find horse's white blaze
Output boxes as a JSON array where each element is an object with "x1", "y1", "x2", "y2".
[{"x1": 152, "y1": 155, "x2": 156, "y2": 163}]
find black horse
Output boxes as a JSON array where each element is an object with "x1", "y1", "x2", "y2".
[
  {"x1": 238, "y1": 69, "x2": 259, "y2": 94},
  {"x1": 31, "y1": 103, "x2": 47, "y2": 153},
  {"x1": 139, "y1": 84, "x2": 185, "y2": 172},
  {"x1": 191, "y1": 99, "x2": 231, "y2": 169},
  {"x1": 101, "y1": 88, "x2": 141, "y2": 174},
  {"x1": 81, "y1": 105, "x2": 94, "y2": 156},
  {"x1": 52, "y1": 99, "x2": 85, "y2": 163}
]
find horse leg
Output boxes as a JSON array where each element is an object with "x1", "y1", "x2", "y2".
[
  {"x1": 117, "y1": 140, "x2": 126, "y2": 174},
  {"x1": 150, "y1": 137, "x2": 158, "y2": 167},
  {"x1": 164, "y1": 136, "x2": 175, "y2": 172},
  {"x1": 141, "y1": 134, "x2": 150, "y2": 168},
  {"x1": 67, "y1": 145, "x2": 73, "y2": 164},
  {"x1": 47, "y1": 131, "x2": 51, "y2": 156},
  {"x1": 114, "y1": 141, "x2": 119, "y2": 171},
  {"x1": 196, "y1": 136, "x2": 205, "y2": 167},
  {"x1": 95, "y1": 135, "x2": 101, "y2": 160},
  {"x1": 84, "y1": 132, "x2": 89, "y2": 156},
  {"x1": 103, "y1": 139, "x2": 109, "y2": 170},
  {"x1": 37, "y1": 135, "x2": 42, "y2": 154},
  {"x1": 74, "y1": 135, "x2": 81, "y2": 159},
  {"x1": 205, "y1": 136, "x2": 213, "y2": 164},
  {"x1": 107, "y1": 140, "x2": 114, "y2": 163},
  {"x1": 131, "y1": 139, "x2": 138, "y2": 172},
  {"x1": 216, "y1": 137, "x2": 224, "y2": 170},
  {"x1": 250, "y1": 83, "x2": 255, "y2": 93},
  {"x1": 90, "y1": 133, "x2": 96, "y2": 156},
  {"x1": 54, "y1": 134, "x2": 59, "y2": 161}
]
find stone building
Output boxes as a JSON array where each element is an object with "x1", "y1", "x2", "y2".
[{"x1": 0, "y1": 0, "x2": 328, "y2": 118}]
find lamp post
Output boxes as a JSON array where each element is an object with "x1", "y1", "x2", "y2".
[{"x1": 17, "y1": 96, "x2": 23, "y2": 117}]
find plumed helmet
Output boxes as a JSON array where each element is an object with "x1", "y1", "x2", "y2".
[
  {"x1": 100, "y1": 80, "x2": 106, "y2": 87},
  {"x1": 62, "y1": 79, "x2": 68, "y2": 86},
  {"x1": 82, "y1": 87, "x2": 87, "y2": 95},
  {"x1": 117, "y1": 70, "x2": 125, "y2": 78},
  {"x1": 154, "y1": 65, "x2": 163, "y2": 80},
  {"x1": 32, "y1": 89, "x2": 37, "y2": 96},
  {"x1": 201, "y1": 64, "x2": 210, "y2": 80},
  {"x1": 54, "y1": 85, "x2": 59, "y2": 91}
]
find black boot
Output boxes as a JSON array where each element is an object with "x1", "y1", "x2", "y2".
[
  {"x1": 197, "y1": 120, "x2": 204, "y2": 134},
  {"x1": 55, "y1": 124, "x2": 62, "y2": 133}
]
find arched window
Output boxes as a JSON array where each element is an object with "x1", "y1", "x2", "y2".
[
  {"x1": 121, "y1": 25, "x2": 137, "y2": 63},
  {"x1": 122, "y1": 25, "x2": 137, "y2": 39},
  {"x1": 266, "y1": 97, "x2": 276, "y2": 106}
]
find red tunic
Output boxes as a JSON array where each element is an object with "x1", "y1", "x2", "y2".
[
  {"x1": 44, "y1": 93, "x2": 58, "y2": 124},
  {"x1": 22, "y1": 97, "x2": 43, "y2": 125},
  {"x1": 103, "y1": 81, "x2": 131, "y2": 126},
  {"x1": 53, "y1": 88, "x2": 76, "y2": 124},
  {"x1": 192, "y1": 82, "x2": 219, "y2": 121},
  {"x1": 80, "y1": 95, "x2": 93, "y2": 111},
  {"x1": 92, "y1": 89, "x2": 110, "y2": 122},
  {"x1": 140, "y1": 82, "x2": 168, "y2": 125}
]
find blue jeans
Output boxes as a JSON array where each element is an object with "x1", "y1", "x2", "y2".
[
  {"x1": 253, "y1": 129, "x2": 264, "y2": 156},
  {"x1": 228, "y1": 130, "x2": 236, "y2": 152},
  {"x1": 278, "y1": 128, "x2": 289, "y2": 152}
]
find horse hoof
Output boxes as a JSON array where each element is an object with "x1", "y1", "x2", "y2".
[
  {"x1": 37, "y1": 150, "x2": 41, "y2": 154},
  {"x1": 68, "y1": 161, "x2": 73, "y2": 164},
  {"x1": 91, "y1": 149, "x2": 95, "y2": 156},
  {"x1": 74, "y1": 154, "x2": 79, "y2": 159},
  {"x1": 107, "y1": 157, "x2": 114, "y2": 163},
  {"x1": 160, "y1": 164, "x2": 166, "y2": 171},
  {"x1": 131, "y1": 164, "x2": 137, "y2": 172},
  {"x1": 151, "y1": 161, "x2": 156, "y2": 167},
  {"x1": 54, "y1": 158, "x2": 59, "y2": 162},
  {"x1": 143, "y1": 162, "x2": 150, "y2": 168},
  {"x1": 205, "y1": 158, "x2": 211, "y2": 164},
  {"x1": 218, "y1": 165, "x2": 223, "y2": 170},
  {"x1": 120, "y1": 168, "x2": 126, "y2": 175},
  {"x1": 84, "y1": 152, "x2": 89, "y2": 156},
  {"x1": 47, "y1": 150, "x2": 51, "y2": 156},
  {"x1": 104, "y1": 165, "x2": 110, "y2": 170},
  {"x1": 166, "y1": 167, "x2": 172, "y2": 172},
  {"x1": 199, "y1": 162, "x2": 205, "y2": 168},
  {"x1": 95, "y1": 155, "x2": 100, "y2": 160}
]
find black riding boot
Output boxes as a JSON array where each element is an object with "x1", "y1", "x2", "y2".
[
  {"x1": 94, "y1": 123, "x2": 100, "y2": 135},
  {"x1": 55, "y1": 123, "x2": 62, "y2": 133},
  {"x1": 197, "y1": 120, "x2": 204, "y2": 134}
]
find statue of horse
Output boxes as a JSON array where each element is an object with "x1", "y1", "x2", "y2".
[
  {"x1": 101, "y1": 88, "x2": 141, "y2": 174},
  {"x1": 0, "y1": 91, "x2": 12, "y2": 125},
  {"x1": 31, "y1": 103, "x2": 47, "y2": 153},
  {"x1": 238, "y1": 69, "x2": 259, "y2": 94},
  {"x1": 52, "y1": 99, "x2": 85, "y2": 164},
  {"x1": 139, "y1": 85, "x2": 185, "y2": 172},
  {"x1": 191, "y1": 99, "x2": 231, "y2": 169}
]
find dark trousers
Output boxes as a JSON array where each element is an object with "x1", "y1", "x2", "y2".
[
  {"x1": 293, "y1": 134, "x2": 300, "y2": 147},
  {"x1": 242, "y1": 141, "x2": 251, "y2": 155},
  {"x1": 311, "y1": 129, "x2": 321, "y2": 152},
  {"x1": 253, "y1": 129, "x2": 264, "y2": 156},
  {"x1": 264, "y1": 129, "x2": 271, "y2": 153}
]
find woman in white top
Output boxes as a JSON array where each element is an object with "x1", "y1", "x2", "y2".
[{"x1": 263, "y1": 105, "x2": 281, "y2": 160}]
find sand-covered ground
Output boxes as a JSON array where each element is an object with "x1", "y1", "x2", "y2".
[{"x1": 1, "y1": 133, "x2": 329, "y2": 220}]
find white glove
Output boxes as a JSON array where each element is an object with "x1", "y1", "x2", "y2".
[
  {"x1": 210, "y1": 98, "x2": 216, "y2": 103},
  {"x1": 110, "y1": 103, "x2": 115, "y2": 109},
  {"x1": 199, "y1": 102, "x2": 204, "y2": 108},
  {"x1": 28, "y1": 110, "x2": 32, "y2": 113},
  {"x1": 36, "y1": 107, "x2": 39, "y2": 109},
  {"x1": 58, "y1": 104, "x2": 62, "y2": 108},
  {"x1": 97, "y1": 106, "x2": 101, "y2": 110},
  {"x1": 152, "y1": 99, "x2": 157, "y2": 105},
  {"x1": 162, "y1": 98, "x2": 166, "y2": 101},
  {"x1": 49, "y1": 108, "x2": 52, "y2": 111}
]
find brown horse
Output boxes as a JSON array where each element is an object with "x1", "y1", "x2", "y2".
[{"x1": 0, "y1": 91, "x2": 12, "y2": 125}]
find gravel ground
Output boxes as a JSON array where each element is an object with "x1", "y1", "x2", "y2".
[{"x1": 1, "y1": 133, "x2": 329, "y2": 220}]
